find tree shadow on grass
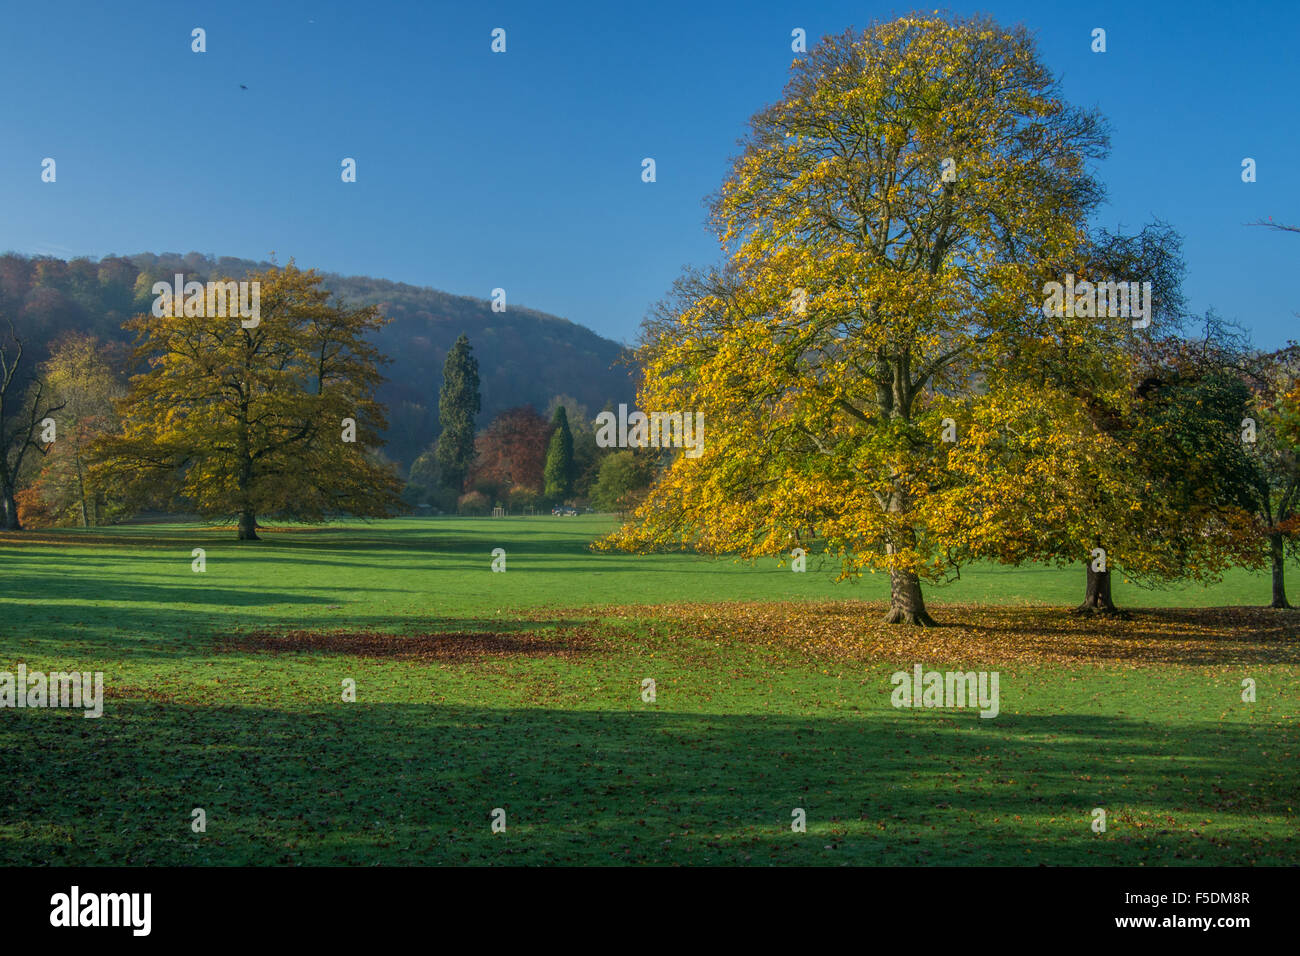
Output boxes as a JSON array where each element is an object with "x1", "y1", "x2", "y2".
[
  {"x1": 1, "y1": 703, "x2": 1295, "y2": 866},
  {"x1": 955, "y1": 606, "x2": 1300, "y2": 665},
  {"x1": 0, "y1": 582, "x2": 597, "y2": 663},
  {"x1": 1, "y1": 576, "x2": 337, "y2": 609},
  {"x1": 0, "y1": 526, "x2": 623, "y2": 572}
]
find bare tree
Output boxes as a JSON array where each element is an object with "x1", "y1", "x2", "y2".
[
  {"x1": 1249, "y1": 219, "x2": 1300, "y2": 235},
  {"x1": 0, "y1": 318, "x2": 65, "y2": 529}
]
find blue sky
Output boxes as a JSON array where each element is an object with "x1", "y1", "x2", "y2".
[{"x1": 1, "y1": 0, "x2": 1296, "y2": 346}]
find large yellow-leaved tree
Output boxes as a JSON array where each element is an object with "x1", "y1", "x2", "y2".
[{"x1": 602, "y1": 14, "x2": 1110, "y2": 624}]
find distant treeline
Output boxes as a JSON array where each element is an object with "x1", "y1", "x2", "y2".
[{"x1": 0, "y1": 251, "x2": 638, "y2": 467}]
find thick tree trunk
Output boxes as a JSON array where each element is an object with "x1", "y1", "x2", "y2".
[
  {"x1": 885, "y1": 566, "x2": 937, "y2": 626},
  {"x1": 1269, "y1": 532, "x2": 1290, "y2": 609},
  {"x1": 1, "y1": 484, "x2": 20, "y2": 530},
  {"x1": 237, "y1": 508, "x2": 260, "y2": 541},
  {"x1": 1076, "y1": 563, "x2": 1118, "y2": 613}
]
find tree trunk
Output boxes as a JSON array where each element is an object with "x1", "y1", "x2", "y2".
[
  {"x1": 237, "y1": 508, "x2": 260, "y2": 541},
  {"x1": 74, "y1": 455, "x2": 89, "y2": 528},
  {"x1": 881, "y1": 477, "x2": 935, "y2": 625},
  {"x1": 1, "y1": 484, "x2": 20, "y2": 530},
  {"x1": 1269, "y1": 532, "x2": 1290, "y2": 609},
  {"x1": 1076, "y1": 562, "x2": 1118, "y2": 613},
  {"x1": 885, "y1": 565, "x2": 937, "y2": 626}
]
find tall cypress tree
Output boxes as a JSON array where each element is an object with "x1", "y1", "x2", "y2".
[
  {"x1": 543, "y1": 405, "x2": 575, "y2": 502},
  {"x1": 436, "y1": 334, "x2": 480, "y2": 492}
]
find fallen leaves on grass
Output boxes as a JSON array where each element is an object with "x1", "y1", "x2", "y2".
[
  {"x1": 103, "y1": 684, "x2": 183, "y2": 703},
  {"x1": 528, "y1": 602, "x2": 1300, "y2": 668},
  {"x1": 224, "y1": 625, "x2": 606, "y2": 662},
  {"x1": 219, "y1": 603, "x2": 1300, "y2": 668}
]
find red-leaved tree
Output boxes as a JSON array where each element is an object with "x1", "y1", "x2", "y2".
[{"x1": 470, "y1": 406, "x2": 551, "y2": 500}]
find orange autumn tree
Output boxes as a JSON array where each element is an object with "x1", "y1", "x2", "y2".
[{"x1": 601, "y1": 14, "x2": 1108, "y2": 624}]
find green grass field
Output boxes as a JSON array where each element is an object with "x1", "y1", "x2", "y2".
[{"x1": 1, "y1": 516, "x2": 1296, "y2": 865}]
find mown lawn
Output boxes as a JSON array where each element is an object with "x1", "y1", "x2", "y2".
[{"x1": 1, "y1": 517, "x2": 1296, "y2": 865}]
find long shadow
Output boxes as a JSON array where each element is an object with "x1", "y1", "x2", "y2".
[
  {"x1": 0, "y1": 574, "x2": 341, "y2": 608},
  {"x1": 962, "y1": 608, "x2": 1300, "y2": 665},
  {"x1": 0, "y1": 541, "x2": 613, "y2": 566},
  {"x1": 1, "y1": 704, "x2": 1295, "y2": 866},
  {"x1": 0, "y1": 522, "x2": 612, "y2": 557},
  {"x1": 282, "y1": 538, "x2": 606, "y2": 558},
  {"x1": 0, "y1": 561, "x2": 416, "y2": 596},
  {"x1": 0, "y1": 604, "x2": 599, "y2": 659}
]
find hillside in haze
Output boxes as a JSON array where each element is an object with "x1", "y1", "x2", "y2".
[{"x1": 0, "y1": 252, "x2": 638, "y2": 468}]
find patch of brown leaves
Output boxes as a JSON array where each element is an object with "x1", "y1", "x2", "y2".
[
  {"x1": 224, "y1": 625, "x2": 605, "y2": 662},
  {"x1": 103, "y1": 685, "x2": 182, "y2": 703},
  {"x1": 548, "y1": 601, "x2": 1300, "y2": 668}
]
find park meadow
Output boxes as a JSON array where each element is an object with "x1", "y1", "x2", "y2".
[{"x1": 1, "y1": 515, "x2": 1296, "y2": 866}]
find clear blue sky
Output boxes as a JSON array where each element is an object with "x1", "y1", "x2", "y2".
[{"x1": 1, "y1": 0, "x2": 1296, "y2": 347}]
